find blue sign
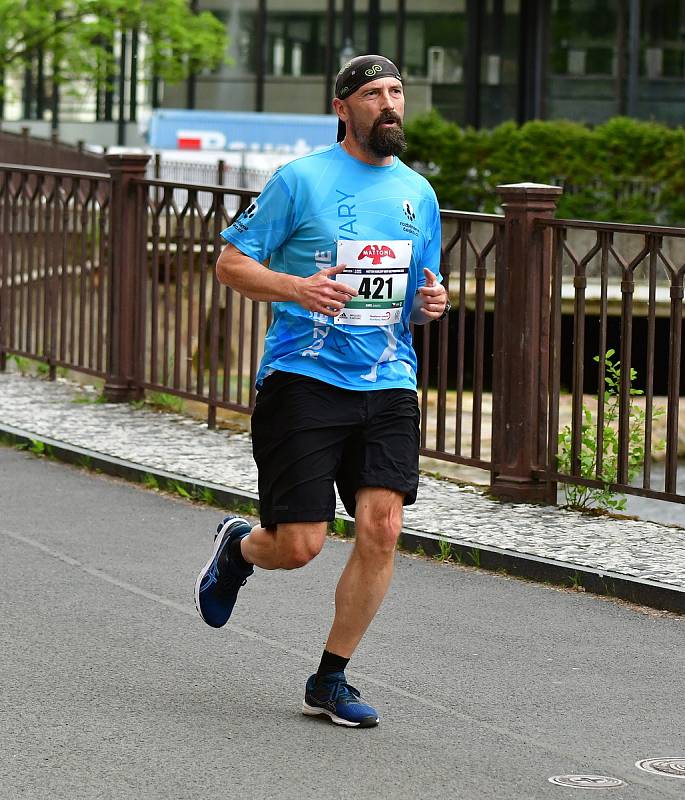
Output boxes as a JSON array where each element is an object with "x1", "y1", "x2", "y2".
[{"x1": 148, "y1": 109, "x2": 338, "y2": 152}]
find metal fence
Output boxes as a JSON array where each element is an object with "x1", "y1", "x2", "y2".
[
  {"x1": 417, "y1": 210, "x2": 502, "y2": 475},
  {"x1": 0, "y1": 163, "x2": 111, "y2": 378},
  {"x1": 544, "y1": 218, "x2": 684, "y2": 504},
  {"x1": 136, "y1": 176, "x2": 263, "y2": 425},
  {"x1": 148, "y1": 155, "x2": 272, "y2": 192},
  {"x1": 0, "y1": 128, "x2": 106, "y2": 173},
  {"x1": 0, "y1": 155, "x2": 682, "y2": 508},
  {"x1": 147, "y1": 155, "x2": 272, "y2": 217}
]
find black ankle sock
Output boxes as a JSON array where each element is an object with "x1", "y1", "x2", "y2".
[
  {"x1": 316, "y1": 649, "x2": 350, "y2": 679},
  {"x1": 230, "y1": 536, "x2": 252, "y2": 570}
]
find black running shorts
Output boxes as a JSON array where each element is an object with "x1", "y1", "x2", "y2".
[{"x1": 251, "y1": 371, "x2": 420, "y2": 527}]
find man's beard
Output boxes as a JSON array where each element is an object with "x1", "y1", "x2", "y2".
[{"x1": 352, "y1": 111, "x2": 406, "y2": 158}]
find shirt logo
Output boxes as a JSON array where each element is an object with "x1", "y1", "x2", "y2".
[
  {"x1": 358, "y1": 244, "x2": 396, "y2": 265},
  {"x1": 242, "y1": 201, "x2": 259, "y2": 219},
  {"x1": 403, "y1": 200, "x2": 415, "y2": 222}
]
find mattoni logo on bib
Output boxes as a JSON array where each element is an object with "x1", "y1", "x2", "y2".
[{"x1": 357, "y1": 244, "x2": 396, "y2": 265}]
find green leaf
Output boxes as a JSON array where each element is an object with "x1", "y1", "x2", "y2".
[{"x1": 0, "y1": 0, "x2": 228, "y2": 88}]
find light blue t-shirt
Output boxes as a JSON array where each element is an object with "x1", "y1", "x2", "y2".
[{"x1": 221, "y1": 143, "x2": 442, "y2": 391}]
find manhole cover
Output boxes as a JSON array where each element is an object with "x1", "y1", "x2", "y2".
[
  {"x1": 549, "y1": 775, "x2": 626, "y2": 789},
  {"x1": 635, "y1": 758, "x2": 685, "y2": 779}
]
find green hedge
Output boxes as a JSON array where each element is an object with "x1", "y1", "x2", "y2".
[{"x1": 402, "y1": 113, "x2": 685, "y2": 224}]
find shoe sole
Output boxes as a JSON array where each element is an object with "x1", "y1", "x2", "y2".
[
  {"x1": 194, "y1": 518, "x2": 247, "y2": 626},
  {"x1": 302, "y1": 701, "x2": 379, "y2": 728}
]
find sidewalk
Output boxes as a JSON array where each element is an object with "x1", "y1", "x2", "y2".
[{"x1": 1, "y1": 370, "x2": 683, "y2": 613}]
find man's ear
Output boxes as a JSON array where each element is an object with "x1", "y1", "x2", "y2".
[{"x1": 332, "y1": 97, "x2": 347, "y2": 123}]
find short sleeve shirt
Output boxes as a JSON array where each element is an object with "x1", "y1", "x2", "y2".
[{"x1": 220, "y1": 143, "x2": 442, "y2": 391}]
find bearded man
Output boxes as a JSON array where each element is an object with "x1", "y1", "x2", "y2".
[{"x1": 195, "y1": 54, "x2": 448, "y2": 727}]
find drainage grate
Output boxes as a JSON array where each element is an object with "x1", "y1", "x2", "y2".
[
  {"x1": 548, "y1": 775, "x2": 626, "y2": 789},
  {"x1": 635, "y1": 758, "x2": 685, "y2": 779}
]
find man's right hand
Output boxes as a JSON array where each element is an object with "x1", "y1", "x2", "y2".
[{"x1": 292, "y1": 264, "x2": 358, "y2": 317}]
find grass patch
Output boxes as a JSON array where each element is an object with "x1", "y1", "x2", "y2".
[
  {"x1": 329, "y1": 517, "x2": 350, "y2": 538},
  {"x1": 72, "y1": 392, "x2": 107, "y2": 405},
  {"x1": 29, "y1": 439, "x2": 46, "y2": 456},
  {"x1": 230, "y1": 499, "x2": 259, "y2": 518},
  {"x1": 195, "y1": 486, "x2": 216, "y2": 504},
  {"x1": 434, "y1": 538, "x2": 453, "y2": 563},
  {"x1": 146, "y1": 391, "x2": 185, "y2": 413},
  {"x1": 568, "y1": 571, "x2": 586, "y2": 592},
  {"x1": 142, "y1": 473, "x2": 160, "y2": 490},
  {"x1": 8, "y1": 354, "x2": 51, "y2": 376},
  {"x1": 171, "y1": 480, "x2": 191, "y2": 499}
]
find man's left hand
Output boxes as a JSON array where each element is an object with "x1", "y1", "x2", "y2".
[{"x1": 413, "y1": 268, "x2": 448, "y2": 322}]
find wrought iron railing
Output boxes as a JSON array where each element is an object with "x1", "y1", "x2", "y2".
[
  {"x1": 135, "y1": 177, "x2": 262, "y2": 425},
  {"x1": 0, "y1": 163, "x2": 111, "y2": 379},
  {"x1": 0, "y1": 157, "x2": 682, "y2": 508},
  {"x1": 416, "y1": 210, "x2": 503, "y2": 476},
  {"x1": 543, "y1": 218, "x2": 684, "y2": 504}
]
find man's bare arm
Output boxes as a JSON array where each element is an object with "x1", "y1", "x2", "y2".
[{"x1": 216, "y1": 243, "x2": 357, "y2": 317}]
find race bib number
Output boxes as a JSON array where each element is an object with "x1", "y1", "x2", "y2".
[{"x1": 334, "y1": 240, "x2": 412, "y2": 326}]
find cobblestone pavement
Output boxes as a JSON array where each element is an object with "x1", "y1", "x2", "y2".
[{"x1": 1, "y1": 371, "x2": 684, "y2": 591}]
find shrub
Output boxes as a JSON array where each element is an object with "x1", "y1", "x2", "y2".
[{"x1": 403, "y1": 113, "x2": 685, "y2": 224}]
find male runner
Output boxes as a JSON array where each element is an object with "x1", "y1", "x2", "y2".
[{"x1": 195, "y1": 54, "x2": 448, "y2": 728}]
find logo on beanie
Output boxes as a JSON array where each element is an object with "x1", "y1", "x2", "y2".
[{"x1": 364, "y1": 64, "x2": 383, "y2": 77}]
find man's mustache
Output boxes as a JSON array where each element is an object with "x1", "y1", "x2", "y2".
[{"x1": 373, "y1": 111, "x2": 403, "y2": 129}]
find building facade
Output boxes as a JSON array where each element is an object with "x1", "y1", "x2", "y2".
[{"x1": 4, "y1": 0, "x2": 685, "y2": 136}]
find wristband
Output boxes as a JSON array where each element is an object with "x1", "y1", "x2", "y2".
[{"x1": 437, "y1": 299, "x2": 451, "y2": 321}]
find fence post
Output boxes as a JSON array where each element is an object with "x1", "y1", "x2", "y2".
[
  {"x1": 489, "y1": 182, "x2": 562, "y2": 503},
  {"x1": 103, "y1": 153, "x2": 150, "y2": 402}
]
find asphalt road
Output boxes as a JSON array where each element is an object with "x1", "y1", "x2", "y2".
[{"x1": 1, "y1": 444, "x2": 684, "y2": 800}]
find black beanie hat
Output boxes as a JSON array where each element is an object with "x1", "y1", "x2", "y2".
[{"x1": 334, "y1": 54, "x2": 403, "y2": 142}]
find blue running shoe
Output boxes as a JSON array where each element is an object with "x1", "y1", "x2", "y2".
[
  {"x1": 194, "y1": 515, "x2": 253, "y2": 628},
  {"x1": 303, "y1": 672, "x2": 379, "y2": 728}
]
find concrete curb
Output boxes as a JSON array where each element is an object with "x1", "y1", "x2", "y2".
[{"x1": 1, "y1": 422, "x2": 683, "y2": 615}]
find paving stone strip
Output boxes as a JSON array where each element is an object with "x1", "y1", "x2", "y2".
[{"x1": 1, "y1": 372, "x2": 684, "y2": 608}]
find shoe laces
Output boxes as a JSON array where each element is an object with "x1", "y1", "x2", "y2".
[
  {"x1": 214, "y1": 558, "x2": 250, "y2": 597},
  {"x1": 327, "y1": 680, "x2": 362, "y2": 704}
]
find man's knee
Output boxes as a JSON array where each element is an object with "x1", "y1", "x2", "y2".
[
  {"x1": 275, "y1": 523, "x2": 326, "y2": 569},
  {"x1": 355, "y1": 490, "x2": 404, "y2": 556},
  {"x1": 362, "y1": 517, "x2": 402, "y2": 555}
]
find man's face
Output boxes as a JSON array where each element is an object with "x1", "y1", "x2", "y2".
[{"x1": 341, "y1": 77, "x2": 406, "y2": 158}]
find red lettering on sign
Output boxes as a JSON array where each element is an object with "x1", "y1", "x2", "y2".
[
  {"x1": 177, "y1": 137, "x2": 202, "y2": 150},
  {"x1": 357, "y1": 244, "x2": 396, "y2": 266}
]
